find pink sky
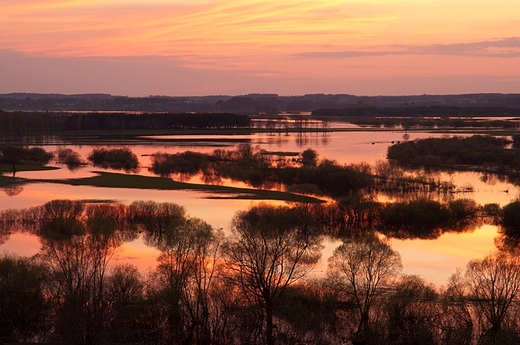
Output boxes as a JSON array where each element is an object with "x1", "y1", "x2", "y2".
[{"x1": 1, "y1": 0, "x2": 519, "y2": 96}]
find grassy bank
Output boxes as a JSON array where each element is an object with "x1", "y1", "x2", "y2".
[{"x1": 30, "y1": 171, "x2": 324, "y2": 203}]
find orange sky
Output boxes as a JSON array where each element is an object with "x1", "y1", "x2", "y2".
[{"x1": 1, "y1": 0, "x2": 519, "y2": 96}]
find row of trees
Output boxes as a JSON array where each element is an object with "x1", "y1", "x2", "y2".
[
  {"x1": 1, "y1": 200, "x2": 520, "y2": 345},
  {"x1": 0, "y1": 112, "x2": 251, "y2": 134}
]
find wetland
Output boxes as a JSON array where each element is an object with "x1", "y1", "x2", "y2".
[{"x1": 2, "y1": 110, "x2": 520, "y2": 344}]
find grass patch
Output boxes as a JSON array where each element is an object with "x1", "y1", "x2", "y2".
[
  {"x1": 34, "y1": 172, "x2": 324, "y2": 203},
  {"x1": 0, "y1": 163, "x2": 58, "y2": 173}
]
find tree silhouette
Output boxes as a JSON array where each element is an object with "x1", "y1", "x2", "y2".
[
  {"x1": 223, "y1": 204, "x2": 322, "y2": 345},
  {"x1": 328, "y1": 232, "x2": 402, "y2": 345},
  {"x1": 465, "y1": 252, "x2": 520, "y2": 343}
]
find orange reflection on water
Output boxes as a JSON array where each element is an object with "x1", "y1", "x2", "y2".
[
  {"x1": 0, "y1": 232, "x2": 40, "y2": 257},
  {"x1": 0, "y1": 223, "x2": 504, "y2": 289},
  {"x1": 112, "y1": 239, "x2": 161, "y2": 273},
  {"x1": 390, "y1": 224, "x2": 499, "y2": 287},
  {"x1": 1, "y1": 232, "x2": 162, "y2": 274}
]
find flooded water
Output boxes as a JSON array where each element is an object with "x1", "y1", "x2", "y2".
[{"x1": 1, "y1": 128, "x2": 518, "y2": 287}]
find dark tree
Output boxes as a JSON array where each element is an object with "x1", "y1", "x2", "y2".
[{"x1": 223, "y1": 204, "x2": 322, "y2": 345}]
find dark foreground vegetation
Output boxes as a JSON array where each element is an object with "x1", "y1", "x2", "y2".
[{"x1": 0, "y1": 199, "x2": 520, "y2": 345}]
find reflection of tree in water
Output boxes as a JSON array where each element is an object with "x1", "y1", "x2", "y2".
[
  {"x1": 329, "y1": 195, "x2": 483, "y2": 240},
  {"x1": 2, "y1": 183, "x2": 24, "y2": 196},
  {"x1": 0, "y1": 226, "x2": 10, "y2": 245},
  {"x1": 496, "y1": 200, "x2": 520, "y2": 250},
  {"x1": 128, "y1": 200, "x2": 186, "y2": 248},
  {"x1": 378, "y1": 198, "x2": 482, "y2": 240},
  {"x1": 0, "y1": 199, "x2": 191, "y2": 247},
  {"x1": 295, "y1": 132, "x2": 330, "y2": 148}
]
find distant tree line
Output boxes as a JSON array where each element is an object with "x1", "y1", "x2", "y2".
[
  {"x1": 3, "y1": 93, "x2": 520, "y2": 113},
  {"x1": 312, "y1": 105, "x2": 520, "y2": 117},
  {"x1": 348, "y1": 117, "x2": 519, "y2": 129},
  {"x1": 1, "y1": 199, "x2": 520, "y2": 345},
  {"x1": 0, "y1": 111, "x2": 251, "y2": 134}
]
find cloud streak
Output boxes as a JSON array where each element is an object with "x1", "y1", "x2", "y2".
[{"x1": 295, "y1": 37, "x2": 520, "y2": 59}]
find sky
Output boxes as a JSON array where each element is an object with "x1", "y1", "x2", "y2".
[{"x1": 1, "y1": 0, "x2": 520, "y2": 96}]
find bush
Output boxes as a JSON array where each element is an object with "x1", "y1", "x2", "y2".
[
  {"x1": 87, "y1": 147, "x2": 139, "y2": 172},
  {"x1": 56, "y1": 148, "x2": 84, "y2": 170}
]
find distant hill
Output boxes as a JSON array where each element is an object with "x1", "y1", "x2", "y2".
[{"x1": 1, "y1": 92, "x2": 519, "y2": 113}]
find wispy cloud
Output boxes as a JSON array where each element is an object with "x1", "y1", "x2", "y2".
[
  {"x1": 295, "y1": 37, "x2": 520, "y2": 59},
  {"x1": 0, "y1": 0, "x2": 395, "y2": 57}
]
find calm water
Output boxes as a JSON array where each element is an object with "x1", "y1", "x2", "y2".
[{"x1": 1, "y1": 129, "x2": 518, "y2": 286}]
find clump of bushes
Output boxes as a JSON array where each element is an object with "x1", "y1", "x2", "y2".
[
  {"x1": 55, "y1": 148, "x2": 84, "y2": 171},
  {"x1": 87, "y1": 147, "x2": 139, "y2": 172}
]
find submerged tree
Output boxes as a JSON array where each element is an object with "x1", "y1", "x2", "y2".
[
  {"x1": 37, "y1": 209, "x2": 121, "y2": 345},
  {"x1": 327, "y1": 232, "x2": 402, "y2": 345},
  {"x1": 384, "y1": 275, "x2": 440, "y2": 345},
  {"x1": 301, "y1": 148, "x2": 319, "y2": 167},
  {"x1": 152, "y1": 218, "x2": 222, "y2": 344},
  {"x1": 223, "y1": 204, "x2": 322, "y2": 345},
  {"x1": 442, "y1": 269, "x2": 474, "y2": 345},
  {"x1": 465, "y1": 252, "x2": 520, "y2": 344}
]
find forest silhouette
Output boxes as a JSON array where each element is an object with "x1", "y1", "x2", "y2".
[{"x1": 0, "y1": 196, "x2": 519, "y2": 345}]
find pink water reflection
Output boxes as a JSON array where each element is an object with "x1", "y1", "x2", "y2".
[{"x1": 1, "y1": 129, "x2": 519, "y2": 285}]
